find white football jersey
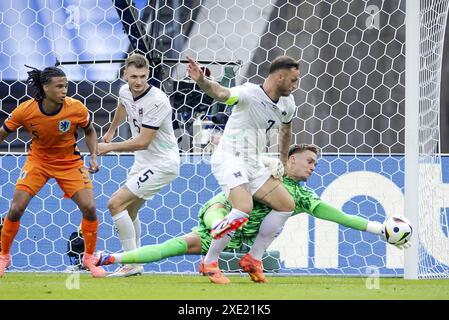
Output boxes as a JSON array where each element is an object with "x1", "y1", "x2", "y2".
[
  {"x1": 118, "y1": 84, "x2": 179, "y2": 167},
  {"x1": 217, "y1": 82, "x2": 296, "y2": 157}
]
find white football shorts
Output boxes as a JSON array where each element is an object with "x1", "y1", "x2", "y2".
[
  {"x1": 125, "y1": 162, "x2": 179, "y2": 200},
  {"x1": 210, "y1": 149, "x2": 271, "y2": 197}
]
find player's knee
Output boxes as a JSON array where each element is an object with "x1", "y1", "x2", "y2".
[
  {"x1": 277, "y1": 197, "x2": 295, "y2": 212},
  {"x1": 238, "y1": 204, "x2": 253, "y2": 214},
  {"x1": 8, "y1": 203, "x2": 27, "y2": 221},
  {"x1": 285, "y1": 198, "x2": 295, "y2": 212},
  {"x1": 79, "y1": 202, "x2": 97, "y2": 219},
  {"x1": 234, "y1": 198, "x2": 253, "y2": 214},
  {"x1": 107, "y1": 198, "x2": 121, "y2": 215}
]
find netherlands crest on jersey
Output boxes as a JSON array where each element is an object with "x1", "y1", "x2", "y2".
[{"x1": 59, "y1": 119, "x2": 71, "y2": 132}]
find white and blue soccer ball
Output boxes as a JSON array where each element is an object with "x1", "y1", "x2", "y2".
[{"x1": 382, "y1": 215, "x2": 413, "y2": 245}]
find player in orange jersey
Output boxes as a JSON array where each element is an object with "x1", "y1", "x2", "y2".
[{"x1": 0, "y1": 66, "x2": 105, "y2": 277}]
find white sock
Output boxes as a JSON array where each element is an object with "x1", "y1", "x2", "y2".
[
  {"x1": 366, "y1": 221, "x2": 383, "y2": 235},
  {"x1": 112, "y1": 253, "x2": 123, "y2": 264},
  {"x1": 133, "y1": 216, "x2": 141, "y2": 248},
  {"x1": 205, "y1": 209, "x2": 247, "y2": 264},
  {"x1": 204, "y1": 231, "x2": 235, "y2": 264},
  {"x1": 112, "y1": 210, "x2": 136, "y2": 252},
  {"x1": 225, "y1": 208, "x2": 248, "y2": 220},
  {"x1": 249, "y1": 210, "x2": 292, "y2": 260},
  {"x1": 210, "y1": 208, "x2": 248, "y2": 229}
]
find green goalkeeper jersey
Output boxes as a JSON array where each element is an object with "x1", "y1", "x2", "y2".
[
  {"x1": 192, "y1": 177, "x2": 322, "y2": 254},
  {"x1": 234, "y1": 177, "x2": 322, "y2": 244}
]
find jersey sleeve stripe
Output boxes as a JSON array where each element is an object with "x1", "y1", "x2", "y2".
[
  {"x1": 282, "y1": 119, "x2": 293, "y2": 124},
  {"x1": 80, "y1": 118, "x2": 92, "y2": 130},
  {"x1": 142, "y1": 124, "x2": 159, "y2": 130},
  {"x1": 80, "y1": 111, "x2": 93, "y2": 129},
  {"x1": 2, "y1": 123, "x2": 13, "y2": 133}
]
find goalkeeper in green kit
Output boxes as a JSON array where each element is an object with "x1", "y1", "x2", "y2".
[{"x1": 95, "y1": 144, "x2": 392, "y2": 284}]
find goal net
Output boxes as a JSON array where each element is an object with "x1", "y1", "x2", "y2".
[
  {"x1": 0, "y1": 0, "x2": 447, "y2": 277},
  {"x1": 404, "y1": 0, "x2": 449, "y2": 279}
]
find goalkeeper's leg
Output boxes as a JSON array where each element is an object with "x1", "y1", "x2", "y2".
[{"x1": 97, "y1": 234, "x2": 200, "y2": 266}]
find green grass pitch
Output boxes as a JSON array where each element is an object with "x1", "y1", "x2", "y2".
[{"x1": 0, "y1": 273, "x2": 448, "y2": 300}]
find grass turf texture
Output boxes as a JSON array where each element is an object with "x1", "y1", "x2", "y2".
[{"x1": 0, "y1": 273, "x2": 448, "y2": 299}]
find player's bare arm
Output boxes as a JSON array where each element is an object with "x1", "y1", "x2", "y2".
[
  {"x1": 97, "y1": 126, "x2": 157, "y2": 155},
  {"x1": 186, "y1": 56, "x2": 230, "y2": 102},
  {"x1": 83, "y1": 123, "x2": 99, "y2": 173},
  {"x1": 279, "y1": 122, "x2": 292, "y2": 166},
  {"x1": 103, "y1": 102, "x2": 127, "y2": 143}
]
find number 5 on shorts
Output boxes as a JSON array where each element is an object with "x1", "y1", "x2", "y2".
[{"x1": 136, "y1": 168, "x2": 154, "y2": 189}]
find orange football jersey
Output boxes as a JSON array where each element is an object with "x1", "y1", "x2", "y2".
[{"x1": 3, "y1": 97, "x2": 91, "y2": 167}]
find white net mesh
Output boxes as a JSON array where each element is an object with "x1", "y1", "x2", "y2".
[
  {"x1": 0, "y1": 0, "x2": 445, "y2": 277},
  {"x1": 417, "y1": 0, "x2": 449, "y2": 279}
]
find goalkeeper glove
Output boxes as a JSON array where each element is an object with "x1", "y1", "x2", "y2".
[
  {"x1": 261, "y1": 155, "x2": 284, "y2": 181},
  {"x1": 393, "y1": 242, "x2": 412, "y2": 250},
  {"x1": 381, "y1": 230, "x2": 412, "y2": 250}
]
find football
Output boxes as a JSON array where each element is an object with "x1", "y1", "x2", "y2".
[{"x1": 382, "y1": 215, "x2": 413, "y2": 245}]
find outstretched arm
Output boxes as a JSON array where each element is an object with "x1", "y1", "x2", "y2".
[
  {"x1": 312, "y1": 202, "x2": 369, "y2": 232},
  {"x1": 309, "y1": 202, "x2": 414, "y2": 249},
  {"x1": 187, "y1": 56, "x2": 231, "y2": 103},
  {"x1": 311, "y1": 202, "x2": 382, "y2": 234}
]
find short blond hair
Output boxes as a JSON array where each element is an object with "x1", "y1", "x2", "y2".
[
  {"x1": 288, "y1": 143, "x2": 320, "y2": 158},
  {"x1": 125, "y1": 53, "x2": 149, "y2": 69}
]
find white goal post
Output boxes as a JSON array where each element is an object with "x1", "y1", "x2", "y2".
[{"x1": 405, "y1": 0, "x2": 449, "y2": 279}]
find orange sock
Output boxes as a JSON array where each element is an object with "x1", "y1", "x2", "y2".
[
  {"x1": 1, "y1": 217, "x2": 20, "y2": 255},
  {"x1": 81, "y1": 218, "x2": 98, "y2": 255}
]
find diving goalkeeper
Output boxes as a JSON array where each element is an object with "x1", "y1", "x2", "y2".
[{"x1": 95, "y1": 144, "x2": 390, "y2": 283}]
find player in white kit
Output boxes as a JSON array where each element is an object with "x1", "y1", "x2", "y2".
[
  {"x1": 98, "y1": 54, "x2": 180, "y2": 277},
  {"x1": 187, "y1": 55, "x2": 299, "y2": 283}
]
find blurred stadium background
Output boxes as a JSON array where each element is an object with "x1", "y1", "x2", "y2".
[{"x1": 1, "y1": 0, "x2": 449, "y2": 278}]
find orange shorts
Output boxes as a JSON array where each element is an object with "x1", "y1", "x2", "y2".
[{"x1": 16, "y1": 159, "x2": 93, "y2": 198}]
